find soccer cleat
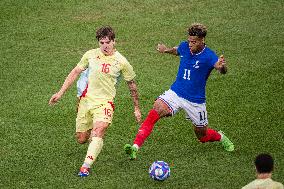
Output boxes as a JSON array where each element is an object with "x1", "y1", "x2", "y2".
[
  {"x1": 78, "y1": 166, "x2": 90, "y2": 177},
  {"x1": 124, "y1": 144, "x2": 137, "y2": 160},
  {"x1": 218, "y1": 131, "x2": 234, "y2": 152}
]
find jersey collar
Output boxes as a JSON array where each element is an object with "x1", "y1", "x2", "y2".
[{"x1": 190, "y1": 45, "x2": 206, "y2": 56}]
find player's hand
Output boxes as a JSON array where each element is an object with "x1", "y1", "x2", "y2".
[
  {"x1": 134, "y1": 106, "x2": 142, "y2": 124},
  {"x1": 49, "y1": 92, "x2": 63, "y2": 106},
  {"x1": 157, "y1": 44, "x2": 167, "y2": 53},
  {"x1": 215, "y1": 55, "x2": 227, "y2": 74},
  {"x1": 217, "y1": 55, "x2": 226, "y2": 66},
  {"x1": 218, "y1": 55, "x2": 226, "y2": 63}
]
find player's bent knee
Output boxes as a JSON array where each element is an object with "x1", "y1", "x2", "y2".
[
  {"x1": 153, "y1": 100, "x2": 171, "y2": 117},
  {"x1": 76, "y1": 136, "x2": 88, "y2": 144},
  {"x1": 76, "y1": 138, "x2": 86, "y2": 144},
  {"x1": 76, "y1": 132, "x2": 89, "y2": 144}
]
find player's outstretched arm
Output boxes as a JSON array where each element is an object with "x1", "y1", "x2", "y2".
[
  {"x1": 49, "y1": 66, "x2": 84, "y2": 105},
  {"x1": 214, "y1": 55, "x2": 227, "y2": 74},
  {"x1": 157, "y1": 44, "x2": 178, "y2": 56},
  {"x1": 127, "y1": 80, "x2": 142, "y2": 124}
]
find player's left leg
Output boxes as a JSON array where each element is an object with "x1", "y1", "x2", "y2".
[
  {"x1": 183, "y1": 100, "x2": 234, "y2": 151},
  {"x1": 78, "y1": 121, "x2": 108, "y2": 177},
  {"x1": 194, "y1": 126, "x2": 221, "y2": 143},
  {"x1": 75, "y1": 99, "x2": 93, "y2": 144},
  {"x1": 217, "y1": 130, "x2": 234, "y2": 152},
  {"x1": 193, "y1": 125, "x2": 234, "y2": 151},
  {"x1": 78, "y1": 102, "x2": 114, "y2": 177}
]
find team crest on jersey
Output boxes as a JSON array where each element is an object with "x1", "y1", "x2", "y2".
[{"x1": 193, "y1": 61, "x2": 200, "y2": 69}]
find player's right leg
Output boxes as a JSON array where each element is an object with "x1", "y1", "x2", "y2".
[
  {"x1": 76, "y1": 99, "x2": 93, "y2": 144},
  {"x1": 125, "y1": 100, "x2": 169, "y2": 160},
  {"x1": 124, "y1": 144, "x2": 138, "y2": 160},
  {"x1": 75, "y1": 102, "x2": 92, "y2": 177},
  {"x1": 125, "y1": 90, "x2": 179, "y2": 160}
]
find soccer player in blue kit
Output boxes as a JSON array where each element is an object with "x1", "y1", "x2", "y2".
[{"x1": 125, "y1": 23, "x2": 234, "y2": 159}]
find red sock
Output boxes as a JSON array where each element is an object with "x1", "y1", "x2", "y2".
[
  {"x1": 133, "y1": 109, "x2": 160, "y2": 147},
  {"x1": 199, "y1": 128, "x2": 221, "y2": 143}
]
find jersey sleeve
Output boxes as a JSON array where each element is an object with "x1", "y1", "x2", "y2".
[
  {"x1": 121, "y1": 58, "x2": 136, "y2": 81},
  {"x1": 77, "y1": 51, "x2": 90, "y2": 70},
  {"x1": 208, "y1": 51, "x2": 218, "y2": 68},
  {"x1": 177, "y1": 41, "x2": 187, "y2": 56}
]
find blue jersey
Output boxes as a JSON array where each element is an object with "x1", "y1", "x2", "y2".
[{"x1": 170, "y1": 41, "x2": 218, "y2": 104}]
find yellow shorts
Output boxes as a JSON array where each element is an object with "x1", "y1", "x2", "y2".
[{"x1": 76, "y1": 98, "x2": 114, "y2": 132}]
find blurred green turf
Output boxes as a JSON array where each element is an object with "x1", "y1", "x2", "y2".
[{"x1": 1, "y1": 0, "x2": 283, "y2": 188}]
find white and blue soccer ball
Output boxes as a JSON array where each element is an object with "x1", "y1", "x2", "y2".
[{"x1": 149, "y1": 161, "x2": 170, "y2": 181}]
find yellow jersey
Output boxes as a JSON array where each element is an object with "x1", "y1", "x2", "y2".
[
  {"x1": 77, "y1": 48, "x2": 136, "y2": 105},
  {"x1": 242, "y1": 178, "x2": 284, "y2": 189}
]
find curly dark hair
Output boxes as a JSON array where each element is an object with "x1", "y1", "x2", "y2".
[
  {"x1": 255, "y1": 153, "x2": 274, "y2": 173},
  {"x1": 187, "y1": 23, "x2": 207, "y2": 38},
  {"x1": 96, "y1": 26, "x2": 115, "y2": 41}
]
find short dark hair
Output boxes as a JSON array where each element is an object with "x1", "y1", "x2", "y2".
[
  {"x1": 96, "y1": 26, "x2": 115, "y2": 41},
  {"x1": 187, "y1": 23, "x2": 207, "y2": 38},
  {"x1": 255, "y1": 153, "x2": 274, "y2": 173}
]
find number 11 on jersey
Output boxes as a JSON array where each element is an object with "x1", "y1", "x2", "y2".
[{"x1": 183, "y1": 69, "x2": 191, "y2": 80}]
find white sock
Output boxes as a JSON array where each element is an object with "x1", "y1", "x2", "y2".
[
  {"x1": 133, "y1": 144, "x2": 139, "y2": 150},
  {"x1": 83, "y1": 137, "x2": 103, "y2": 167},
  {"x1": 82, "y1": 162, "x2": 90, "y2": 168}
]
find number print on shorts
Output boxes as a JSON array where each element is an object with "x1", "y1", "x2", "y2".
[
  {"x1": 198, "y1": 111, "x2": 206, "y2": 121},
  {"x1": 183, "y1": 69, "x2": 191, "y2": 80},
  {"x1": 104, "y1": 108, "x2": 112, "y2": 117}
]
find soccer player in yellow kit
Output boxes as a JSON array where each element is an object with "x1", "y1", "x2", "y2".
[
  {"x1": 242, "y1": 154, "x2": 283, "y2": 189},
  {"x1": 49, "y1": 26, "x2": 141, "y2": 177}
]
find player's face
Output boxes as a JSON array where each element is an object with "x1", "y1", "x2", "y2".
[
  {"x1": 99, "y1": 37, "x2": 115, "y2": 56},
  {"x1": 188, "y1": 36, "x2": 205, "y2": 53}
]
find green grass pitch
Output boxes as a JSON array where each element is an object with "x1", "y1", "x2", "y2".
[{"x1": 0, "y1": 0, "x2": 283, "y2": 188}]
